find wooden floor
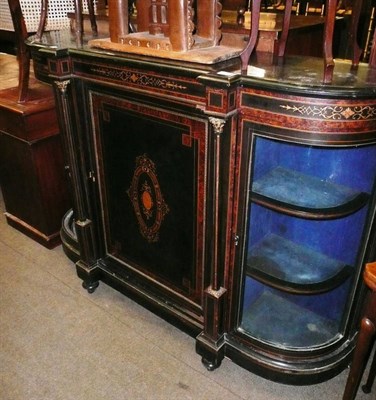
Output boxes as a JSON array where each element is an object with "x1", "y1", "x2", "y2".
[
  {"x1": 1, "y1": 185, "x2": 375, "y2": 400},
  {"x1": 0, "y1": 52, "x2": 25, "y2": 90},
  {"x1": 0, "y1": 52, "x2": 51, "y2": 99}
]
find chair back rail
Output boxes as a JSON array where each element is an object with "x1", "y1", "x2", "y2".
[{"x1": 7, "y1": 0, "x2": 30, "y2": 102}]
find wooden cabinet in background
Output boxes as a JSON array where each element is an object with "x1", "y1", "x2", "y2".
[{"x1": 0, "y1": 82, "x2": 71, "y2": 248}]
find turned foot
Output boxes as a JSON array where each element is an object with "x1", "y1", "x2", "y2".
[
  {"x1": 361, "y1": 384, "x2": 371, "y2": 394},
  {"x1": 82, "y1": 280, "x2": 99, "y2": 293},
  {"x1": 202, "y1": 357, "x2": 222, "y2": 371}
]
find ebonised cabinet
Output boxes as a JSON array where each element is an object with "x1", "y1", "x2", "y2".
[{"x1": 28, "y1": 30, "x2": 376, "y2": 384}]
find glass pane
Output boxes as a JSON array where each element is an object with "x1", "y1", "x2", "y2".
[{"x1": 239, "y1": 136, "x2": 376, "y2": 349}]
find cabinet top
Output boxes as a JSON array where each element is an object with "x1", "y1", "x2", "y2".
[
  {"x1": 28, "y1": 29, "x2": 376, "y2": 98},
  {"x1": 236, "y1": 55, "x2": 376, "y2": 98}
]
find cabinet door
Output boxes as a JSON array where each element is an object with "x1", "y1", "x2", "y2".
[
  {"x1": 89, "y1": 92, "x2": 208, "y2": 307},
  {"x1": 235, "y1": 131, "x2": 376, "y2": 350}
]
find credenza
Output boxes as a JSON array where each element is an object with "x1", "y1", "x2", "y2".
[{"x1": 28, "y1": 28, "x2": 376, "y2": 384}]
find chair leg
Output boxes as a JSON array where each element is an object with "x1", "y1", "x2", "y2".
[
  {"x1": 7, "y1": 0, "x2": 31, "y2": 102},
  {"x1": 322, "y1": 0, "x2": 337, "y2": 83},
  {"x1": 87, "y1": 0, "x2": 98, "y2": 35},
  {"x1": 276, "y1": 0, "x2": 293, "y2": 58},
  {"x1": 369, "y1": 28, "x2": 376, "y2": 68},
  {"x1": 343, "y1": 318, "x2": 376, "y2": 400},
  {"x1": 36, "y1": 0, "x2": 48, "y2": 39},
  {"x1": 348, "y1": 0, "x2": 363, "y2": 67},
  {"x1": 18, "y1": 49, "x2": 30, "y2": 102},
  {"x1": 73, "y1": 0, "x2": 84, "y2": 45},
  {"x1": 362, "y1": 341, "x2": 376, "y2": 393},
  {"x1": 240, "y1": 0, "x2": 262, "y2": 72}
]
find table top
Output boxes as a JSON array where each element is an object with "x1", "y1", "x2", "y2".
[{"x1": 221, "y1": 12, "x2": 329, "y2": 33}]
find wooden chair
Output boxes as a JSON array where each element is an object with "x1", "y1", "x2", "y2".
[
  {"x1": 240, "y1": 0, "x2": 375, "y2": 82},
  {"x1": 342, "y1": 261, "x2": 376, "y2": 400},
  {"x1": 37, "y1": 0, "x2": 98, "y2": 45},
  {"x1": 240, "y1": 0, "x2": 294, "y2": 69},
  {"x1": 5, "y1": 0, "x2": 99, "y2": 99},
  {"x1": 241, "y1": 0, "x2": 343, "y2": 72}
]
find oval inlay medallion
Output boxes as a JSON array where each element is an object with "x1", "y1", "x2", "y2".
[{"x1": 127, "y1": 154, "x2": 169, "y2": 242}]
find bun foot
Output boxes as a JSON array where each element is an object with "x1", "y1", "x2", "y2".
[
  {"x1": 82, "y1": 280, "x2": 99, "y2": 293},
  {"x1": 362, "y1": 384, "x2": 371, "y2": 394},
  {"x1": 202, "y1": 357, "x2": 222, "y2": 371}
]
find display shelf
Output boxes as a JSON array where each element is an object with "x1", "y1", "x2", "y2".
[
  {"x1": 246, "y1": 234, "x2": 352, "y2": 294},
  {"x1": 251, "y1": 167, "x2": 369, "y2": 219},
  {"x1": 240, "y1": 290, "x2": 339, "y2": 348}
]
